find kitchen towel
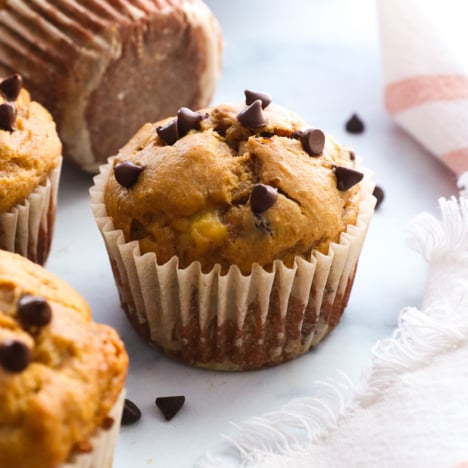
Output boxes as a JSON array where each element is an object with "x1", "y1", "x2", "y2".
[{"x1": 378, "y1": 0, "x2": 468, "y2": 175}]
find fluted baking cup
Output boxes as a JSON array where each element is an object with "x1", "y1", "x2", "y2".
[
  {"x1": 91, "y1": 159, "x2": 375, "y2": 370},
  {"x1": 0, "y1": 161, "x2": 61, "y2": 264},
  {"x1": 63, "y1": 389, "x2": 125, "y2": 468}
]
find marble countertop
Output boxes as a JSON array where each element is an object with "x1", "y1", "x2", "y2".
[{"x1": 46, "y1": 0, "x2": 458, "y2": 466}]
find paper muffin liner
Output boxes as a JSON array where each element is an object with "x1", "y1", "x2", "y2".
[
  {"x1": 91, "y1": 160, "x2": 375, "y2": 370},
  {"x1": 0, "y1": 161, "x2": 61, "y2": 265},
  {"x1": 62, "y1": 389, "x2": 125, "y2": 468}
]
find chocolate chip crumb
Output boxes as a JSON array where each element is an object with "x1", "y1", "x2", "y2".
[
  {"x1": 244, "y1": 89, "x2": 272, "y2": 109},
  {"x1": 155, "y1": 396, "x2": 185, "y2": 421},
  {"x1": 237, "y1": 100, "x2": 266, "y2": 128},
  {"x1": 349, "y1": 150, "x2": 356, "y2": 161},
  {"x1": 101, "y1": 417, "x2": 115, "y2": 430},
  {"x1": 114, "y1": 160, "x2": 145, "y2": 188},
  {"x1": 0, "y1": 340, "x2": 31, "y2": 373},
  {"x1": 373, "y1": 185, "x2": 385, "y2": 209},
  {"x1": 334, "y1": 166, "x2": 364, "y2": 191},
  {"x1": 0, "y1": 73, "x2": 23, "y2": 101},
  {"x1": 300, "y1": 129, "x2": 325, "y2": 156},
  {"x1": 250, "y1": 184, "x2": 278, "y2": 214},
  {"x1": 17, "y1": 294, "x2": 52, "y2": 328},
  {"x1": 0, "y1": 103, "x2": 17, "y2": 132},
  {"x1": 157, "y1": 119, "x2": 179, "y2": 145},
  {"x1": 121, "y1": 399, "x2": 141, "y2": 425},
  {"x1": 345, "y1": 113, "x2": 365, "y2": 134},
  {"x1": 177, "y1": 107, "x2": 203, "y2": 137}
]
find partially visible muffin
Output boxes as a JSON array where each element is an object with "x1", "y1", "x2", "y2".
[
  {"x1": 0, "y1": 73, "x2": 62, "y2": 264},
  {"x1": 0, "y1": 250, "x2": 128, "y2": 468},
  {"x1": 0, "y1": 0, "x2": 223, "y2": 172},
  {"x1": 91, "y1": 91, "x2": 375, "y2": 370}
]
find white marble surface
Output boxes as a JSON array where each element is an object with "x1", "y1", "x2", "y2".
[{"x1": 46, "y1": 0, "x2": 458, "y2": 466}]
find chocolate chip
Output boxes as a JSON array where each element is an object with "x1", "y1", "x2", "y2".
[
  {"x1": 349, "y1": 150, "x2": 356, "y2": 161},
  {"x1": 300, "y1": 129, "x2": 325, "y2": 156},
  {"x1": 101, "y1": 417, "x2": 115, "y2": 430},
  {"x1": 0, "y1": 73, "x2": 23, "y2": 101},
  {"x1": 254, "y1": 214, "x2": 272, "y2": 235},
  {"x1": 373, "y1": 185, "x2": 385, "y2": 209},
  {"x1": 237, "y1": 100, "x2": 266, "y2": 128},
  {"x1": 121, "y1": 399, "x2": 141, "y2": 425},
  {"x1": 345, "y1": 113, "x2": 365, "y2": 134},
  {"x1": 244, "y1": 89, "x2": 272, "y2": 109},
  {"x1": 157, "y1": 119, "x2": 179, "y2": 145},
  {"x1": 177, "y1": 107, "x2": 203, "y2": 137},
  {"x1": 250, "y1": 184, "x2": 278, "y2": 214},
  {"x1": 0, "y1": 103, "x2": 17, "y2": 132},
  {"x1": 291, "y1": 130, "x2": 304, "y2": 140},
  {"x1": 155, "y1": 396, "x2": 185, "y2": 421},
  {"x1": 114, "y1": 160, "x2": 145, "y2": 188},
  {"x1": 17, "y1": 294, "x2": 52, "y2": 328},
  {"x1": 334, "y1": 166, "x2": 364, "y2": 191},
  {"x1": 0, "y1": 340, "x2": 31, "y2": 373}
]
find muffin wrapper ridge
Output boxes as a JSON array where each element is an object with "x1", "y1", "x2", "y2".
[
  {"x1": 91, "y1": 160, "x2": 375, "y2": 370},
  {"x1": 62, "y1": 389, "x2": 125, "y2": 468},
  {"x1": 0, "y1": 161, "x2": 61, "y2": 265}
]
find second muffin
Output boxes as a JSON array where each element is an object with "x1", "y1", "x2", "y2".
[{"x1": 91, "y1": 91, "x2": 376, "y2": 370}]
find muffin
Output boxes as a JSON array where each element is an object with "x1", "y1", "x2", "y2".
[
  {"x1": 90, "y1": 90, "x2": 376, "y2": 370},
  {"x1": 0, "y1": 0, "x2": 223, "y2": 173},
  {"x1": 0, "y1": 73, "x2": 62, "y2": 265},
  {"x1": 0, "y1": 249, "x2": 128, "y2": 468}
]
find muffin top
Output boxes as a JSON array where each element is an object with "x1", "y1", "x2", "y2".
[
  {"x1": 0, "y1": 250, "x2": 128, "y2": 468},
  {"x1": 104, "y1": 91, "x2": 366, "y2": 274},
  {"x1": 0, "y1": 74, "x2": 62, "y2": 213}
]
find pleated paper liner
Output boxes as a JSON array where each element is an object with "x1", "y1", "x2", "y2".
[
  {"x1": 63, "y1": 389, "x2": 125, "y2": 468},
  {"x1": 0, "y1": 161, "x2": 61, "y2": 265},
  {"x1": 91, "y1": 159, "x2": 375, "y2": 370}
]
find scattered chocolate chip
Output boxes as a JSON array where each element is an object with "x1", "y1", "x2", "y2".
[
  {"x1": 250, "y1": 184, "x2": 278, "y2": 214},
  {"x1": 345, "y1": 113, "x2": 365, "y2": 134},
  {"x1": 17, "y1": 294, "x2": 52, "y2": 328},
  {"x1": 177, "y1": 107, "x2": 203, "y2": 137},
  {"x1": 0, "y1": 340, "x2": 31, "y2": 373},
  {"x1": 349, "y1": 150, "x2": 356, "y2": 161},
  {"x1": 334, "y1": 166, "x2": 364, "y2": 191},
  {"x1": 237, "y1": 100, "x2": 266, "y2": 128},
  {"x1": 114, "y1": 160, "x2": 145, "y2": 188},
  {"x1": 300, "y1": 128, "x2": 325, "y2": 156},
  {"x1": 101, "y1": 417, "x2": 115, "y2": 430},
  {"x1": 373, "y1": 185, "x2": 385, "y2": 209},
  {"x1": 0, "y1": 103, "x2": 17, "y2": 132},
  {"x1": 0, "y1": 73, "x2": 23, "y2": 101},
  {"x1": 244, "y1": 89, "x2": 272, "y2": 109},
  {"x1": 121, "y1": 399, "x2": 141, "y2": 425},
  {"x1": 157, "y1": 119, "x2": 179, "y2": 145},
  {"x1": 155, "y1": 396, "x2": 185, "y2": 421}
]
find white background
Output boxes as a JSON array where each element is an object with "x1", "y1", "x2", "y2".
[{"x1": 46, "y1": 0, "x2": 457, "y2": 466}]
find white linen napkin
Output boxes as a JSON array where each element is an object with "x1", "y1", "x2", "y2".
[
  {"x1": 378, "y1": 0, "x2": 468, "y2": 175},
  {"x1": 197, "y1": 188, "x2": 468, "y2": 468}
]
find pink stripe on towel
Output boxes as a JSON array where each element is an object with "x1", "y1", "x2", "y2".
[
  {"x1": 441, "y1": 148, "x2": 468, "y2": 175},
  {"x1": 385, "y1": 75, "x2": 468, "y2": 114}
]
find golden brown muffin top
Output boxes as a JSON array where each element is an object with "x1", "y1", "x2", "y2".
[
  {"x1": 0, "y1": 250, "x2": 128, "y2": 468},
  {"x1": 104, "y1": 92, "x2": 365, "y2": 274},
  {"x1": 0, "y1": 74, "x2": 62, "y2": 213}
]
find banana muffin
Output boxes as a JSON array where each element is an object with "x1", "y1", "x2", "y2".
[
  {"x1": 91, "y1": 90, "x2": 376, "y2": 370},
  {"x1": 0, "y1": 73, "x2": 62, "y2": 265},
  {"x1": 0, "y1": 0, "x2": 223, "y2": 173},
  {"x1": 0, "y1": 250, "x2": 128, "y2": 468}
]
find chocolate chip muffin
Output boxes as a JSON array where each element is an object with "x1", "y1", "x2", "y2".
[
  {"x1": 0, "y1": 0, "x2": 222, "y2": 173},
  {"x1": 91, "y1": 90, "x2": 376, "y2": 370},
  {"x1": 0, "y1": 250, "x2": 128, "y2": 468},
  {"x1": 0, "y1": 73, "x2": 62, "y2": 265}
]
